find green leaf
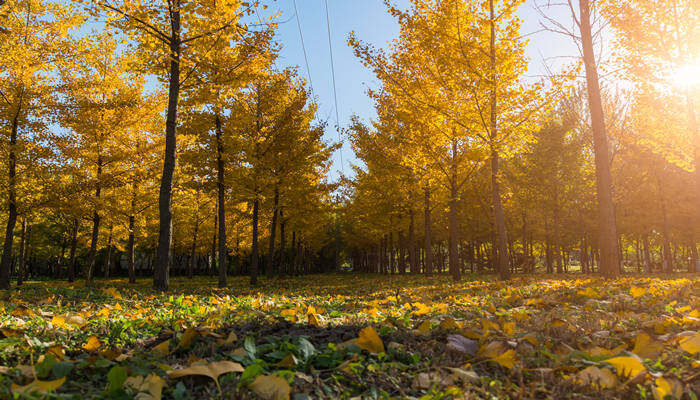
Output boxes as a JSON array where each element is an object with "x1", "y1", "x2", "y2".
[
  {"x1": 107, "y1": 366, "x2": 127, "y2": 392},
  {"x1": 297, "y1": 338, "x2": 315, "y2": 361},
  {"x1": 244, "y1": 336, "x2": 257, "y2": 359},
  {"x1": 51, "y1": 362, "x2": 73, "y2": 379},
  {"x1": 239, "y1": 364, "x2": 263, "y2": 387}
]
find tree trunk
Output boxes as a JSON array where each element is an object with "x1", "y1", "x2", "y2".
[
  {"x1": 16, "y1": 218, "x2": 26, "y2": 286},
  {"x1": 210, "y1": 214, "x2": 217, "y2": 275},
  {"x1": 189, "y1": 217, "x2": 198, "y2": 279},
  {"x1": 128, "y1": 182, "x2": 137, "y2": 283},
  {"x1": 578, "y1": 0, "x2": 620, "y2": 277},
  {"x1": 267, "y1": 184, "x2": 280, "y2": 279},
  {"x1": 409, "y1": 207, "x2": 417, "y2": 274},
  {"x1": 424, "y1": 185, "x2": 433, "y2": 275},
  {"x1": 643, "y1": 234, "x2": 652, "y2": 273},
  {"x1": 279, "y1": 209, "x2": 286, "y2": 276},
  {"x1": 250, "y1": 197, "x2": 260, "y2": 285},
  {"x1": 215, "y1": 113, "x2": 227, "y2": 287},
  {"x1": 104, "y1": 226, "x2": 113, "y2": 280},
  {"x1": 449, "y1": 138, "x2": 461, "y2": 281},
  {"x1": 68, "y1": 219, "x2": 78, "y2": 283},
  {"x1": 153, "y1": 10, "x2": 181, "y2": 292},
  {"x1": 0, "y1": 98, "x2": 21, "y2": 290},
  {"x1": 86, "y1": 153, "x2": 103, "y2": 286}
]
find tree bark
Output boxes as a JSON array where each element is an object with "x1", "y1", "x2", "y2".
[
  {"x1": 424, "y1": 185, "x2": 433, "y2": 275},
  {"x1": 266, "y1": 184, "x2": 280, "y2": 279},
  {"x1": 215, "y1": 113, "x2": 227, "y2": 287},
  {"x1": 578, "y1": 0, "x2": 620, "y2": 277},
  {"x1": 153, "y1": 8, "x2": 181, "y2": 292},
  {"x1": 104, "y1": 226, "x2": 113, "y2": 280},
  {"x1": 16, "y1": 218, "x2": 26, "y2": 286},
  {"x1": 0, "y1": 98, "x2": 21, "y2": 289},
  {"x1": 643, "y1": 234, "x2": 652, "y2": 273},
  {"x1": 409, "y1": 207, "x2": 417, "y2": 274},
  {"x1": 68, "y1": 219, "x2": 78, "y2": 283},
  {"x1": 188, "y1": 215, "x2": 198, "y2": 279},
  {"x1": 279, "y1": 209, "x2": 286, "y2": 276},
  {"x1": 86, "y1": 152, "x2": 103, "y2": 285},
  {"x1": 250, "y1": 197, "x2": 260, "y2": 285},
  {"x1": 128, "y1": 182, "x2": 137, "y2": 283},
  {"x1": 449, "y1": 138, "x2": 461, "y2": 281}
]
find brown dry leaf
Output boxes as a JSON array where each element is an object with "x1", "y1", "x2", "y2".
[
  {"x1": 249, "y1": 374, "x2": 291, "y2": 400},
  {"x1": 152, "y1": 340, "x2": 171, "y2": 357},
  {"x1": 307, "y1": 313, "x2": 320, "y2": 327},
  {"x1": 439, "y1": 317, "x2": 460, "y2": 330},
  {"x1": 1, "y1": 328, "x2": 24, "y2": 338},
  {"x1": 11, "y1": 377, "x2": 66, "y2": 395},
  {"x1": 479, "y1": 341, "x2": 508, "y2": 358},
  {"x1": 178, "y1": 328, "x2": 198, "y2": 349},
  {"x1": 652, "y1": 376, "x2": 683, "y2": 400},
  {"x1": 489, "y1": 349, "x2": 517, "y2": 369},
  {"x1": 576, "y1": 366, "x2": 618, "y2": 389},
  {"x1": 275, "y1": 353, "x2": 297, "y2": 368},
  {"x1": 679, "y1": 331, "x2": 700, "y2": 354},
  {"x1": 632, "y1": 332, "x2": 664, "y2": 360},
  {"x1": 356, "y1": 326, "x2": 384, "y2": 354},
  {"x1": 167, "y1": 360, "x2": 243, "y2": 390},
  {"x1": 218, "y1": 331, "x2": 238, "y2": 345},
  {"x1": 46, "y1": 345, "x2": 65, "y2": 361},
  {"x1": 444, "y1": 367, "x2": 479, "y2": 383},
  {"x1": 126, "y1": 374, "x2": 166, "y2": 400}
]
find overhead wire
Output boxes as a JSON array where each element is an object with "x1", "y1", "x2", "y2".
[
  {"x1": 323, "y1": 0, "x2": 345, "y2": 177},
  {"x1": 292, "y1": 0, "x2": 315, "y2": 100}
]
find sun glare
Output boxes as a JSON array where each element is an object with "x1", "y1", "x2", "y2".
[{"x1": 671, "y1": 63, "x2": 700, "y2": 87}]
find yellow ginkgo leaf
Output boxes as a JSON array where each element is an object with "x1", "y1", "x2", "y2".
[
  {"x1": 489, "y1": 349, "x2": 517, "y2": 369},
  {"x1": 576, "y1": 366, "x2": 618, "y2": 389},
  {"x1": 308, "y1": 313, "x2": 320, "y2": 327},
  {"x1": 678, "y1": 332, "x2": 700, "y2": 355},
  {"x1": 357, "y1": 326, "x2": 384, "y2": 354},
  {"x1": 178, "y1": 328, "x2": 198, "y2": 349},
  {"x1": 152, "y1": 340, "x2": 171, "y2": 357},
  {"x1": 82, "y1": 335, "x2": 101, "y2": 352},
  {"x1": 502, "y1": 322, "x2": 516, "y2": 335},
  {"x1": 416, "y1": 320, "x2": 432, "y2": 333},
  {"x1": 218, "y1": 331, "x2": 238, "y2": 345},
  {"x1": 632, "y1": 332, "x2": 664, "y2": 360},
  {"x1": 168, "y1": 360, "x2": 243, "y2": 390},
  {"x1": 652, "y1": 376, "x2": 683, "y2": 400},
  {"x1": 11, "y1": 377, "x2": 66, "y2": 395},
  {"x1": 275, "y1": 353, "x2": 297, "y2": 367},
  {"x1": 125, "y1": 373, "x2": 166, "y2": 400},
  {"x1": 440, "y1": 317, "x2": 460, "y2": 331},
  {"x1": 630, "y1": 287, "x2": 647, "y2": 299},
  {"x1": 51, "y1": 316, "x2": 68, "y2": 330},
  {"x1": 605, "y1": 355, "x2": 646, "y2": 378},
  {"x1": 249, "y1": 374, "x2": 291, "y2": 400}
]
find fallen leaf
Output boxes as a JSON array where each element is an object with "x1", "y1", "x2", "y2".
[
  {"x1": 126, "y1": 373, "x2": 166, "y2": 400},
  {"x1": 630, "y1": 287, "x2": 646, "y2": 299},
  {"x1": 249, "y1": 374, "x2": 291, "y2": 400},
  {"x1": 605, "y1": 355, "x2": 646, "y2": 378},
  {"x1": 652, "y1": 376, "x2": 683, "y2": 400},
  {"x1": 576, "y1": 366, "x2": 618, "y2": 389},
  {"x1": 678, "y1": 332, "x2": 700, "y2": 354},
  {"x1": 632, "y1": 332, "x2": 664, "y2": 360},
  {"x1": 178, "y1": 328, "x2": 198, "y2": 349},
  {"x1": 446, "y1": 334, "x2": 478, "y2": 357},
  {"x1": 11, "y1": 377, "x2": 66, "y2": 395},
  {"x1": 152, "y1": 340, "x2": 171, "y2": 357},
  {"x1": 444, "y1": 367, "x2": 479, "y2": 383},
  {"x1": 275, "y1": 353, "x2": 296, "y2": 367},
  {"x1": 168, "y1": 360, "x2": 243, "y2": 390},
  {"x1": 356, "y1": 326, "x2": 384, "y2": 354},
  {"x1": 489, "y1": 349, "x2": 517, "y2": 369},
  {"x1": 82, "y1": 335, "x2": 101, "y2": 352}
]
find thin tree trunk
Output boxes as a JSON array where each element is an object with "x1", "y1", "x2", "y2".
[
  {"x1": 578, "y1": 0, "x2": 619, "y2": 277},
  {"x1": 189, "y1": 216, "x2": 198, "y2": 279},
  {"x1": 267, "y1": 184, "x2": 280, "y2": 279},
  {"x1": 86, "y1": 153, "x2": 103, "y2": 285},
  {"x1": 210, "y1": 214, "x2": 217, "y2": 275},
  {"x1": 215, "y1": 113, "x2": 227, "y2": 287},
  {"x1": 279, "y1": 209, "x2": 286, "y2": 276},
  {"x1": 16, "y1": 218, "x2": 26, "y2": 286},
  {"x1": 250, "y1": 197, "x2": 260, "y2": 285},
  {"x1": 153, "y1": 9, "x2": 181, "y2": 292},
  {"x1": 409, "y1": 207, "x2": 417, "y2": 274},
  {"x1": 0, "y1": 97, "x2": 21, "y2": 289},
  {"x1": 643, "y1": 234, "x2": 652, "y2": 273},
  {"x1": 128, "y1": 182, "x2": 137, "y2": 283},
  {"x1": 104, "y1": 226, "x2": 113, "y2": 280},
  {"x1": 424, "y1": 185, "x2": 433, "y2": 275},
  {"x1": 68, "y1": 218, "x2": 78, "y2": 283}
]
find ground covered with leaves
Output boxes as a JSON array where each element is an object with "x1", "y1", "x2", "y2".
[{"x1": 0, "y1": 274, "x2": 699, "y2": 399}]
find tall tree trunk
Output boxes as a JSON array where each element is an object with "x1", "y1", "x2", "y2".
[
  {"x1": 154, "y1": 10, "x2": 181, "y2": 292},
  {"x1": 424, "y1": 185, "x2": 433, "y2": 275},
  {"x1": 215, "y1": 113, "x2": 227, "y2": 287},
  {"x1": 267, "y1": 184, "x2": 280, "y2": 279},
  {"x1": 279, "y1": 209, "x2": 286, "y2": 276},
  {"x1": 127, "y1": 182, "x2": 137, "y2": 283},
  {"x1": 488, "y1": 0, "x2": 510, "y2": 281},
  {"x1": 210, "y1": 214, "x2": 217, "y2": 275},
  {"x1": 68, "y1": 219, "x2": 78, "y2": 283},
  {"x1": 104, "y1": 226, "x2": 113, "y2": 280},
  {"x1": 409, "y1": 207, "x2": 417, "y2": 274},
  {"x1": 0, "y1": 98, "x2": 21, "y2": 290},
  {"x1": 578, "y1": 0, "x2": 620, "y2": 277},
  {"x1": 553, "y1": 203, "x2": 563, "y2": 273},
  {"x1": 86, "y1": 153, "x2": 103, "y2": 285},
  {"x1": 643, "y1": 234, "x2": 652, "y2": 273},
  {"x1": 690, "y1": 239, "x2": 698, "y2": 273},
  {"x1": 16, "y1": 218, "x2": 26, "y2": 286},
  {"x1": 398, "y1": 230, "x2": 406, "y2": 274},
  {"x1": 250, "y1": 197, "x2": 260, "y2": 285},
  {"x1": 189, "y1": 216, "x2": 198, "y2": 279},
  {"x1": 449, "y1": 138, "x2": 461, "y2": 281}
]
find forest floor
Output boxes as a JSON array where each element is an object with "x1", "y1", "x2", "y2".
[{"x1": 0, "y1": 273, "x2": 699, "y2": 399}]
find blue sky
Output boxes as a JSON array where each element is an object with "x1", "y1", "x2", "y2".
[{"x1": 266, "y1": 0, "x2": 578, "y2": 179}]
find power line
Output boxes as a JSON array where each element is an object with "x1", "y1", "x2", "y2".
[
  {"x1": 292, "y1": 0, "x2": 315, "y2": 100},
  {"x1": 323, "y1": 0, "x2": 345, "y2": 177}
]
